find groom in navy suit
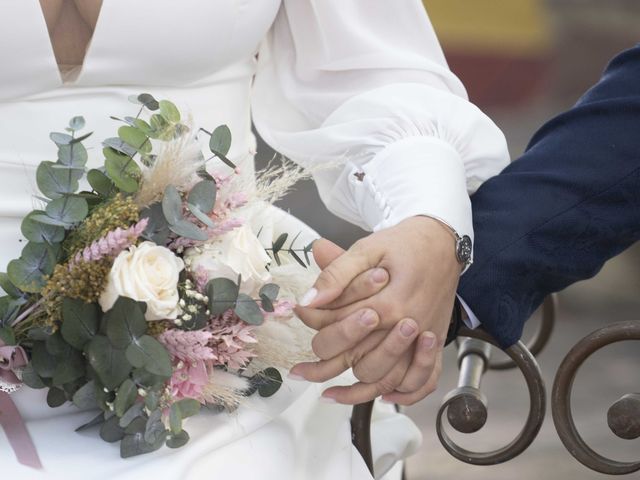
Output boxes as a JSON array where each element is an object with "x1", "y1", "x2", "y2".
[{"x1": 457, "y1": 43, "x2": 640, "y2": 347}]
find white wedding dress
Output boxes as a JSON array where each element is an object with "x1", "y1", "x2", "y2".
[{"x1": 0, "y1": 1, "x2": 510, "y2": 478}]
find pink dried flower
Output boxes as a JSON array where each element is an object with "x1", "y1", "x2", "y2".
[
  {"x1": 264, "y1": 299, "x2": 296, "y2": 321},
  {"x1": 158, "y1": 329, "x2": 215, "y2": 363},
  {"x1": 207, "y1": 312, "x2": 257, "y2": 370},
  {"x1": 168, "y1": 358, "x2": 209, "y2": 401},
  {"x1": 69, "y1": 218, "x2": 149, "y2": 269}
]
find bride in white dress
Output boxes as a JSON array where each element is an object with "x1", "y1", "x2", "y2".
[{"x1": 0, "y1": 0, "x2": 509, "y2": 478}]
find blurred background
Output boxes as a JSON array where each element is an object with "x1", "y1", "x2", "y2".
[{"x1": 255, "y1": 0, "x2": 640, "y2": 478}]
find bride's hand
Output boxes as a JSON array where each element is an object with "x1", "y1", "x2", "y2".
[{"x1": 291, "y1": 216, "x2": 461, "y2": 405}]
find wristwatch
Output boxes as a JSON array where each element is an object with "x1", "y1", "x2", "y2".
[{"x1": 455, "y1": 233, "x2": 473, "y2": 270}]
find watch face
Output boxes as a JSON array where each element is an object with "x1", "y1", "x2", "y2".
[{"x1": 456, "y1": 235, "x2": 472, "y2": 264}]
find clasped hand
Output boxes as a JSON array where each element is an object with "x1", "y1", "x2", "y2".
[{"x1": 290, "y1": 216, "x2": 461, "y2": 406}]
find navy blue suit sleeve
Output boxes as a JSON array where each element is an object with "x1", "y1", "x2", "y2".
[{"x1": 458, "y1": 44, "x2": 640, "y2": 348}]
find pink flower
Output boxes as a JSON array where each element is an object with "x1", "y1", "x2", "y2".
[
  {"x1": 0, "y1": 341, "x2": 28, "y2": 386},
  {"x1": 208, "y1": 311, "x2": 257, "y2": 370},
  {"x1": 158, "y1": 329, "x2": 215, "y2": 363},
  {"x1": 264, "y1": 299, "x2": 296, "y2": 320},
  {"x1": 168, "y1": 359, "x2": 209, "y2": 401}
]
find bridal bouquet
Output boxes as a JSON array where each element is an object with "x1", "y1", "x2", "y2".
[{"x1": 0, "y1": 94, "x2": 316, "y2": 459}]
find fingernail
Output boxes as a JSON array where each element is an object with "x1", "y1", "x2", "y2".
[
  {"x1": 400, "y1": 320, "x2": 417, "y2": 338},
  {"x1": 370, "y1": 268, "x2": 388, "y2": 283},
  {"x1": 287, "y1": 372, "x2": 306, "y2": 382},
  {"x1": 420, "y1": 332, "x2": 436, "y2": 350},
  {"x1": 358, "y1": 309, "x2": 377, "y2": 327},
  {"x1": 320, "y1": 395, "x2": 337, "y2": 404},
  {"x1": 299, "y1": 288, "x2": 318, "y2": 307}
]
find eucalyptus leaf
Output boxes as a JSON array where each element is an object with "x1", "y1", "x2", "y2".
[
  {"x1": 0, "y1": 326, "x2": 16, "y2": 345},
  {"x1": 144, "y1": 409, "x2": 165, "y2": 444},
  {"x1": 175, "y1": 398, "x2": 200, "y2": 418},
  {"x1": 0, "y1": 272, "x2": 22, "y2": 298},
  {"x1": 104, "y1": 147, "x2": 141, "y2": 193},
  {"x1": 103, "y1": 137, "x2": 138, "y2": 157},
  {"x1": 21, "y1": 363, "x2": 46, "y2": 389},
  {"x1": 144, "y1": 391, "x2": 160, "y2": 412},
  {"x1": 259, "y1": 294, "x2": 274, "y2": 313},
  {"x1": 169, "y1": 403, "x2": 182, "y2": 434},
  {"x1": 272, "y1": 233, "x2": 288, "y2": 254},
  {"x1": 105, "y1": 297, "x2": 147, "y2": 349},
  {"x1": 125, "y1": 335, "x2": 172, "y2": 378},
  {"x1": 87, "y1": 169, "x2": 115, "y2": 197},
  {"x1": 161, "y1": 185, "x2": 183, "y2": 225},
  {"x1": 100, "y1": 415, "x2": 125, "y2": 443},
  {"x1": 133, "y1": 118, "x2": 153, "y2": 136},
  {"x1": 75, "y1": 412, "x2": 105, "y2": 432},
  {"x1": 187, "y1": 180, "x2": 216, "y2": 214},
  {"x1": 140, "y1": 203, "x2": 171, "y2": 245},
  {"x1": 131, "y1": 368, "x2": 165, "y2": 389},
  {"x1": 68, "y1": 116, "x2": 86, "y2": 131},
  {"x1": 61, "y1": 297, "x2": 100, "y2": 349},
  {"x1": 57, "y1": 142, "x2": 88, "y2": 167},
  {"x1": 118, "y1": 402, "x2": 144, "y2": 428},
  {"x1": 209, "y1": 125, "x2": 232, "y2": 156},
  {"x1": 50, "y1": 132, "x2": 73, "y2": 145},
  {"x1": 46, "y1": 387, "x2": 68, "y2": 407},
  {"x1": 118, "y1": 126, "x2": 151, "y2": 153},
  {"x1": 168, "y1": 220, "x2": 207, "y2": 241},
  {"x1": 115, "y1": 379, "x2": 137, "y2": 417},
  {"x1": 21, "y1": 210, "x2": 65, "y2": 244},
  {"x1": 159, "y1": 100, "x2": 180, "y2": 123},
  {"x1": 206, "y1": 278, "x2": 239, "y2": 315},
  {"x1": 7, "y1": 242, "x2": 56, "y2": 292},
  {"x1": 124, "y1": 416, "x2": 147, "y2": 435},
  {"x1": 256, "y1": 367, "x2": 283, "y2": 398},
  {"x1": 36, "y1": 161, "x2": 82, "y2": 199},
  {"x1": 52, "y1": 346, "x2": 85, "y2": 386},
  {"x1": 166, "y1": 430, "x2": 189, "y2": 449},
  {"x1": 120, "y1": 430, "x2": 164, "y2": 458},
  {"x1": 187, "y1": 204, "x2": 215, "y2": 228},
  {"x1": 85, "y1": 335, "x2": 132, "y2": 390},
  {"x1": 44, "y1": 196, "x2": 89, "y2": 226},
  {"x1": 45, "y1": 331, "x2": 68, "y2": 356},
  {"x1": 69, "y1": 131, "x2": 93, "y2": 145},
  {"x1": 72, "y1": 380, "x2": 99, "y2": 410},
  {"x1": 259, "y1": 284, "x2": 279, "y2": 301},
  {"x1": 289, "y1": 249, "x2": 307, "y2": 268},
  {"x1": 136, "y1": 93, "x2": 160, "y2": 111},
  {"x1": 234, "y1": 293, "x2": 264, "y2": 325}
]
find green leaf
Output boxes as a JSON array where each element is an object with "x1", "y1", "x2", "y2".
[
  {"x1": 187, "y1": 204, "x2": 215, "y2": 228},
  {"x1": 85, "y1": 335, "x2": 132, "y2": 390},
  {"x1": 139, "y1": 203, "x2": 171, "y2": 245},
  {"x1": 100, "y1": 415, "x2": 125, "y2": 443},
  {"x1": 115, "y1": 379, "x2": 138, "y2": 417},
  {"x1": 57, "y1": 142, "x2": 88, "y2": 168},
  {"x1": 105, "y1": 297, "x2": 147, "y2": 349},
  {"x1": 36, "y1": 161, "x2": 81, "y2": 199},
  {"x1": 159, "y1": 100, "x2": 180, "y2": 123},
  {"x1": 50, "y1": 132, "x2": 73, "y2": 145},
  {"x1": 259, "y1": 294, "x2": 274, "y2": 313},
  {"x1": 272, "y1": 233, "x2": 288, "y2": 254},
  {"x1": 21, "y1": 363, "x2": 46, "y2": 389},
  {"x1": 69, "y1": 131, "x2": 93, "y2": 145},
  {"x1": 103, "y1": 137, "x2": 137, "y2": 157},
  {"x1": 144, "y1": 391, "x2": 159, "y2": 411},
  {"x1": 207, "y1": 278, "x2": 239, "y2": 316},
  {"x1": 120, "y1": 430, "x2": 164, "y2": 458},
  {"x1": 87, "y1": 169, "x2": 115, "y2": 197},
  {"x1": 118, "y1": 126, "x2": 151, "y2": 153},
  {"x1": 61, "y1": 298, "x2": 100, "y2": 349},
  {"x1": 118, "y1": 402, "x2": 144, "y2": 428},
  {"x1": 257, "y1": 368, "x2": 283, "y2": 397},
  {"x1": 0, "y1": 273, "x2": 22, "y2": 298},
  {"x1": 259, "y1": 284, "x2": 279, "y2": 301},
  {"x1": 168, "y1": 220, "x2": 208, "y2": 241},
  {"x1": 104, "y1": 148, "x2": 141, "y2": 193},
  {"x1": 166, "y1": 430, "x2": 189, "y2": 449},
  {"x1": 125, "y1": 335, "x2": 172, "y2": 378},
  {"x1": 72, "y1": 380, "x2": 99, "y2": 410},
  {"x1": 209, "y1": 125, "x2": 232, "y2": 156},
  {"x1": 0, "y1": 326, "x2": 16, "y2": 345},
  {"x1": 21, "y1": 210, "x2": 65, "y2": 244},
  {"x1": 175, "y1": 398, "x2": 200, "y2": 418},
  {"x1": 188, "y1": 180, "x2": 217, "y2": 214},
  {"x1": 45, "y1": 331, "x2": 69, "y2": 355},
  {"x1": 7, "y1": 242, "x2": 56, "y2": 292},
  {"x1": 136, "y1": 93, "x2": 160, "y2": 111},
  {"x1": 148, "y1": 114, "x2": 169, "y2": 139},
  {"x1": 44, "y1": 196, "x2": 89, "y2": 226},
  {"x1": 289, "y1": 249, "x2": 307, "y2": 268},
  {"x1": 169, "y1": 403, "x2": 182, "y2": 434},
  {"x1": 131, "y1": 368, "x2": 165, "y2": 389},
  {"x1": 234, "y1": 293, "x2": 264, "y2": 325},
  {"x1": 144, "y1": 409, "x2": 166, "y2": 444},
  {"x1": 46, "y1": 387, "x2": 68, "y2": 407},
  {"x1": 68, "y1": 116, "x2": 86, "y2": 131},
  {"x1": 161, "y1": 185, "x2": 183, "y2": 225},
  {"x1": 124, "y1": 416, "x2": 147, "y2": 435},
  {"x1": 51, "y1": 345, "x2": 85, "y2": 386},
  {"x1": 75, "y1": 412, "x2": 105, "y2": 432}
]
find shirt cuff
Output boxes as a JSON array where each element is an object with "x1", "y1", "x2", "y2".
[
  {"x1": 457, "y1": 294, "x2": 482, "y2": 329},
  {"x1": 346, "y1": 135, "x2": 473, "y2": 260}
]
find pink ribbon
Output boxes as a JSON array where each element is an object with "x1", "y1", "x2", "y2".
[{"x1": 0, "y1": 344, "x2": 43, "y2": 469}]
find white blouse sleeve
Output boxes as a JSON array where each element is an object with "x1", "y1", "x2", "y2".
[{"x1": 252, "y1": 0, "x2": 509, "y2": 261}]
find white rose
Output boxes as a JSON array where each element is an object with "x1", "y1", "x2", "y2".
[
  {"x1": 99, "y1": 241, "x2": 185, "y2": 321},
  {"x1": 184, "y1": 224, "x2": 271, "y2": 295}
]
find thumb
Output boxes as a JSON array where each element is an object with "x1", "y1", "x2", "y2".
[{"x1": 312, "y1": 238, "x2": 346, "y2": 269}]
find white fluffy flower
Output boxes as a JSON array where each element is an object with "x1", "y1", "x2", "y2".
[
  {"x1": 184, "y1": 224, "x2": 271, "y2": 295},
  {"x1": 99, "y1": 241, "x2": 185, "y2": 321}
]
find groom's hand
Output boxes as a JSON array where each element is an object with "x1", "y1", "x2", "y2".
[{"x1": 291, "y1": 216, "x2": 460, "y2": 405}]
